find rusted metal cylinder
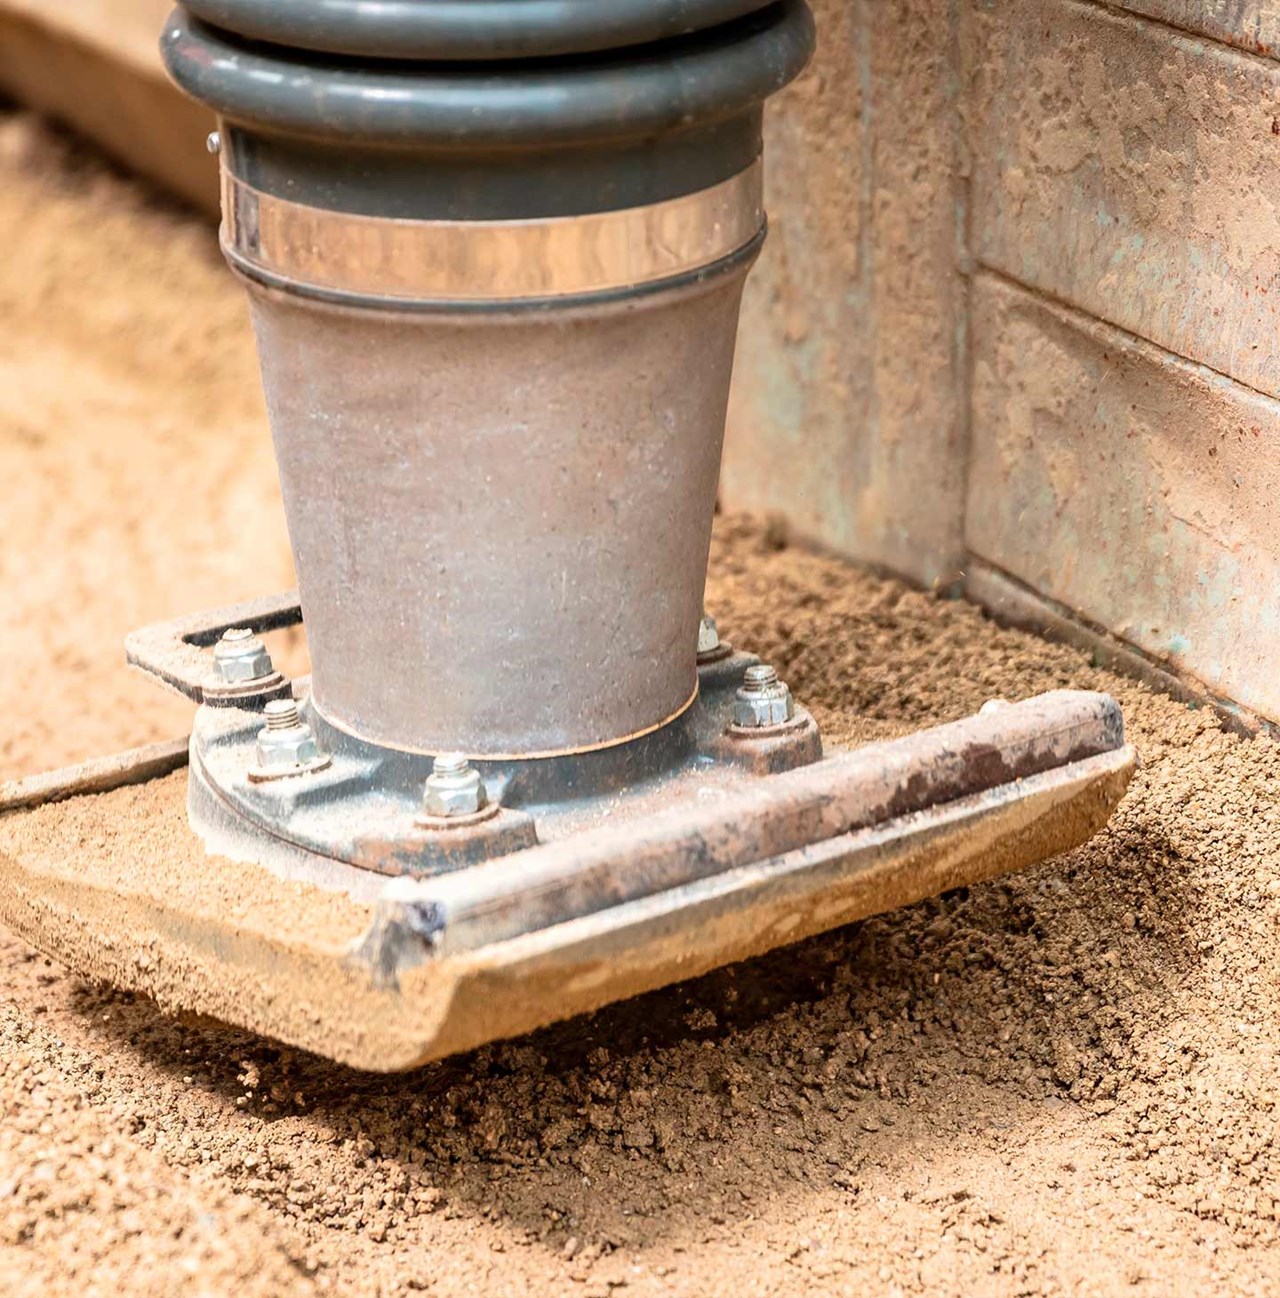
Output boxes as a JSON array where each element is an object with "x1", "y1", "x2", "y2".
[
  {"x1": 247, "y1": 271, "x2": 750, "y2": 756},
  {"x1": 162, "y1": 1, "x2": 814, "y2": 758}
]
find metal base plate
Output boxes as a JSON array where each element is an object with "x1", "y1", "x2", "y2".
[
  {"x1": 3, "y1": 589, "x2": 1140, "y2": 1071},
  {"x1": 0, "y1": 734, "x2": 1135, "y2": 1071},
  {"x1": 187, "y1": 650, "x2": 823, "y2": 901}
]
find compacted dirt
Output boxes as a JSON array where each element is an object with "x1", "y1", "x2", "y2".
[{"x1": 3, "y1": 113, "x2": 1280, "y2": 1297}]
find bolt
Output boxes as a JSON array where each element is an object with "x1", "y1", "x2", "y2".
[
  {"x1": 213, "y1": 626, "x2": 275, "y2": 684},
  {"x1": 254, "y1": 699, "x2": 321, "y2": 771},
  {"x1": 206, "y1": 130, "x2": 221, "y2": 155},
  {"x1": 696, "y1": 613, "x2": 721, "y2": 660},
  {"x1": 422, "y1": 753, "x2": 489, "y2": 819},
  {"x1": 732, "y1": 663, "x2": 795, "y2": 729},
  {"x1": 264, "y1": 698, "x2": 301, "y2": 729}
]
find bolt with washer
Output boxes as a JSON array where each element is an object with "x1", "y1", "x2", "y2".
[
  {"x1": 696, "y1": 613, "x2": 721, "y2": 661},
  {"x1": 213, "y1": 626, "x2": 275, "y2": 684},
  {"x1": 732, "y1": 663, "x2": 795, "y2": 729},
  {"x1": 254, "y1": 698, "x2": 323, "y2": 772},
  {"x1": 422, "y1": 753, "x2": 489, "y2": 819}
]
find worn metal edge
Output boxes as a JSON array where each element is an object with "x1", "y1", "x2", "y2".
[
  {"x1": 402, "y1": 746, "x2": 1135, "y2": 1067},
  {"x1": 124, "y1": 587, "x2": 301, "y2": 702},
  {"x1": 0, "y1": 747, "x2": 1133, "y2": 1071},
  {"x1": 0, "y1": 738, "x2": 191, "y2": 814},
  {"x1": 965, "y1": 560, "x2": 1276, "y2": 740}
]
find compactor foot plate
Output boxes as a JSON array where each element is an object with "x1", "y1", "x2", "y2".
[{"x1": 0, "y1": 693, "x2": 1134, "y2": 1071}]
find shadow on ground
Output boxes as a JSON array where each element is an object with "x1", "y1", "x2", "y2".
[{"x1": 62, "y1": 809, "x2": 1199, "y2": 1251}]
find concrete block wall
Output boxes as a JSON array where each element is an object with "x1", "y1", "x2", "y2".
[
  {"x1": 724, "y1": 0, "x2": 968, "y2": 589},
  {"x1": 963, "y1": 0, "x2": 1280, "y2": 722},
  {"x1": 1121, "y1": 1, "x2": 1280, "y2": 55},
  {"x1": 721, "y1": 0, "x2": 1280, "y2": 725}
]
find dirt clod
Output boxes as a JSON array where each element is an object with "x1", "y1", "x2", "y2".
[{"x1": 3, "y1": 113, "x2": 1280, "y2": 1296}]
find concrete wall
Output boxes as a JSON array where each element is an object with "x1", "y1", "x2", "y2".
[
  {"x1": 967, "y1": 273, "x2": 1280, "y2": 719},
  {"x1": 722, "y1": 0, "x2": 968, "y2": 589},
  {"x1": 722, "y1": 0, "x2": 1280, "y2": 725},
  {"x1": 961, "y1": 0, "x2": 1280, "y2": 723}
]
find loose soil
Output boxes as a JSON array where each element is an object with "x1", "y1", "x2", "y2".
[{"x1": 3, "y1": 113, "x2": 1280, "y2": 1297}]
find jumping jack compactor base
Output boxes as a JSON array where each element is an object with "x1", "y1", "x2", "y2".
[{"x1": 0, "y1": 1, "x2": 1135, "y2": 1071}]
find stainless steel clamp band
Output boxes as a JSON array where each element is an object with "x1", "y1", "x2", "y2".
[{"x1": 220, "y1": 161, "x2": 765, "y2": 304}]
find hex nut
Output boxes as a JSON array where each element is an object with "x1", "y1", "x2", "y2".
[
  {"x1": 732, "y1": 663, "x2": 795, "y2": 729},
  {"x1": 422, "y1": 754, "x2": 489, "y2": 818},
  {"x1": 213, "y1": 626, "x2": 275, "y2": 684},
  {"x1": 697, "y1": 613, "x2": 721, "y2": 658},
  {"x1": 254, "y1": 699, "x2": 322, "y2": 770}
]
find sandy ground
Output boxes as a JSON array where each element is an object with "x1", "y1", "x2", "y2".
[{"x1": 2, "y1": 113, "x2": 1280, "y2": 1297}]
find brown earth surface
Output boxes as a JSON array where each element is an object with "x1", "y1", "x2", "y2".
[{"x1": 3, "y1": 113, "x2": 1280, "y2": 1297}]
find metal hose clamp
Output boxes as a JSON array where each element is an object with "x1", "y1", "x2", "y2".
[{"x1": 221, "y1": 161, "x2": 765, "y2": 305}]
